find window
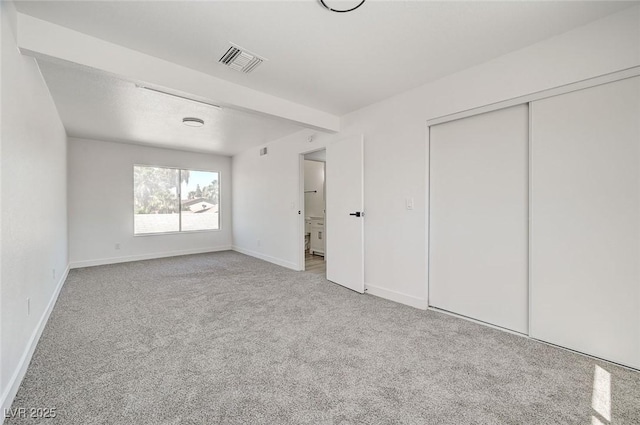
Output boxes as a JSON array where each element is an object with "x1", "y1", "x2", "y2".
[{"x1": 134, "y1": 165, "x2": 220, "y2": 235}]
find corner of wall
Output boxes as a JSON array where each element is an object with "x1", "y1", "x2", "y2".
[{"x1": 0, "y1": 266, "x2": 69, "y2": 421}]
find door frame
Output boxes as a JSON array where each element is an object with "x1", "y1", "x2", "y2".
[{"x1": 297, "y1": 148, "x2": 328, "y2": 271}]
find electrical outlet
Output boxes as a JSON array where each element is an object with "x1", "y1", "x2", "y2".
[
  {"x1": 52, "y1": 269, "x2": 56, "y2": 280},
  {"x1": 257, "y1": 239, "x2": 261, "y2": 247},
  {"x1": 27, "y1": 298, "x2": 30, "y2": 316},
  {"x1": 115, "y1": 243, "x2": 121, "y2": 250}
]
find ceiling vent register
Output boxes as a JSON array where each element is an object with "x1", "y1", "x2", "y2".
[{"x1": 219, "y1": 44, "x2": 265, "y2": 73}]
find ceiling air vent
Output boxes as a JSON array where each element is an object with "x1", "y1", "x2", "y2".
[{"x1": 219, "y1": 44, "x2": 265, "y2": 73}]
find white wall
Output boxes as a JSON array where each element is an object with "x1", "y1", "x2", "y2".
[
  {"x1": 232, "y1": 6, "x2": 640, "y2": 308},
  {"x1": 68, "y1": 138, "x2": 232, "y2": 267},
  {"x1": 1, "y1": 0, "x2": 68, "y2": 415},
  {"x1": 304, "y1": 160, "x2": 325, "y2": 218},
  {"x1": 232, "y1": 134, "x2": 310, "y2": 270}
]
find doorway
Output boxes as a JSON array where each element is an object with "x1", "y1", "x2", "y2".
[
  {"x1": 298, "y1": 135, "x2": 365, "y2": 293},
  {"x1": 301, "y1": 149, "x2": 326, "y2": 276}
]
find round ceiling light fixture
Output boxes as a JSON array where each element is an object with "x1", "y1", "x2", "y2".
[
  {"x1": 319, "y1": 0, "x2": 366, "y2": 13},
  {"x1": 182, "y1": 117, "x2": 204, "y2": 127}
]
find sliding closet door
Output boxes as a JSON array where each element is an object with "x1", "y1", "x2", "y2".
[
  {"x1": 430, "y1": 105, "x2": 529, "y2": 334},
  {"x1": 530, "y1": 77, "x2": 640, "y2": 369}
]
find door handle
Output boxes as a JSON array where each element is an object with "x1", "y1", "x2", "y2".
[{"x1": 349, "y1": 212, "x2": 363, "y2": 217}]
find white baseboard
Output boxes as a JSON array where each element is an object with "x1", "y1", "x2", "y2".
[
  {"x1": 231, "y1": 246, "x2": 299, "y2": 271},
  {"x1": 69, "y1": 246, "x2": 233, "y2": 269},
  {"x1": 426, "y1": 306, "x2": 527, "y2": 337},
  {"x1": 426, "y1": 306, "x2": 639, "y2": 371},
  {"x1": 1, "y1": 265, "x2": 70, "y2": 423},
  {"x1": 364, "y1": 283, "x2": 428, "y2": 310}
]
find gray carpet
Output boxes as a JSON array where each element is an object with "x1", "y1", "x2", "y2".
[{"x1": 6, "y1": 251, "x2": 640, "y2": 424}]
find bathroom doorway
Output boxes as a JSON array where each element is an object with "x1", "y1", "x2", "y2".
[{"x1": 301, "y1": 149, "x2": 326, "y2": 276}]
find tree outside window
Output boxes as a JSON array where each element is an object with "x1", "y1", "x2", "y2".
[{"x1": 134, "y1": 166, "x2": 219, "y2": 234}]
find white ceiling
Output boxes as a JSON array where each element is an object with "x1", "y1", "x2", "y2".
[
  {"x1": 17, "y1": 1, "x2": 633, "y2": 115},
  {"x1": 17, "y1": 1, "x2": 635, "y2": 156},
  {"x1": 37, "y1": 60, "x2": 305, "y2": 155}
]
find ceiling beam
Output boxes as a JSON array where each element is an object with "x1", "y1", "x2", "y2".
[{"x1": 16, "y1": 13, "x2": 340, "y2": 132}]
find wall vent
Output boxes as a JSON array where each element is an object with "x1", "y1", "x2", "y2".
[
  {"x1": 219, "y1": 44, "x2": 265, "y2": 73},
  {"x1": 260, "y1": 147, "x2": 268, "y2": 156}
]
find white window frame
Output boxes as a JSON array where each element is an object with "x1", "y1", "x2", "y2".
[{"x1": 133, "y1": 164, "x2": 222, "y2": 236}]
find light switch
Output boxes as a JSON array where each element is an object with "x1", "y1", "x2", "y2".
[{"x1": 406, "y1": 197, "x2": 414, "y2": 210}]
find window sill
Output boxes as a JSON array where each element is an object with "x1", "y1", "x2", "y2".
[{"x1": 134, "y1": 228, "x2": 222, "y2": 237}]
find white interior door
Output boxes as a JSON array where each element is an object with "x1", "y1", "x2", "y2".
[
  {"x1": 429, "y1": 104, "x2": 529, "y2": 334},
  {"x1": 326, "y1": 135, "x2": 364, "y2": 293},
  {"x1": 530, "y1": 77, "x2": 640, "y2": 369}
]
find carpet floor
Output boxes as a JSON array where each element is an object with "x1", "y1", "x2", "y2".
[{"x1": 6, "y1": 251, "x2": 640, "y2": 424}]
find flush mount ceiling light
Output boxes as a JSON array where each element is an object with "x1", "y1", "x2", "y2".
[
  {"x1": 182, "y1": 117, "x2": 204, "y2": 127},
  {"x1": 319, "y1": 0, "x2": 366, "y2": 13}
]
